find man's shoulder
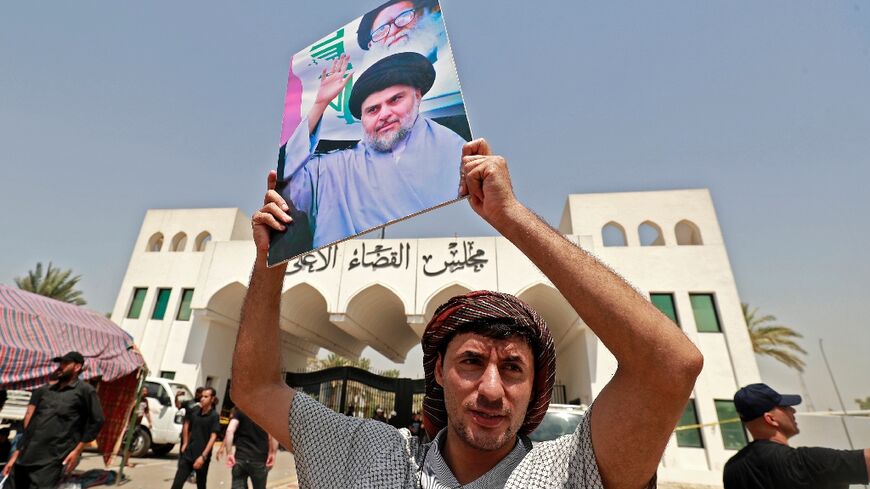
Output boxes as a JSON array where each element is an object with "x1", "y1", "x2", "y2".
[
  {"x1": 75, "y1": 380, "x2": 97, "y2": 394},
  {"x1": 724, "y1": 441, "x2": 790, "y2": 471},
  {"x1": 201, "y1": 408, "x2": 219, "y2": 419}
]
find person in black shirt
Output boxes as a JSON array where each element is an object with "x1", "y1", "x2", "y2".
[
  {"x1": 0, "y1": 427, "x2": 11, "y2": 468},
  {"x1": 217, "y1": 408, "x2": 277, "y2": 489},
  {"x1": 724, "y1": 383, "x2": 870, "y2": 489},
  {"x1": 171, "y1": 387, "x2": 220, "y2": 489},
  {"x1": 6, "y1": 351, "x2": 105, "y2": 489}
]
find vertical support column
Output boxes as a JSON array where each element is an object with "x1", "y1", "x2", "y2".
[
  {"x1": 394, "y1": 379, "x2": 414, "y2": 429},
  {"x1": 339, "y1": 368, "x2": 349, "y2": 415}
]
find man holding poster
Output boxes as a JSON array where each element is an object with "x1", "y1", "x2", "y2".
[
  {"x1": 279, "y1": 51, "x2": 466, "y2": 251},
  {"x1": 235, "y1": 139, "x2": 704, "y2": 488}
]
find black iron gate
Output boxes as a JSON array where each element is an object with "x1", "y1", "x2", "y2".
[{"x1": 285, "y1": 367, "x2": 425, "y2": 429}]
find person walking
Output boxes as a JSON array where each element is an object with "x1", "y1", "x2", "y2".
[
  {"x1": 170, "y1": 387, "x2": 220, "y2": 489},
  {"x1": 217, "y1": 408, "x2": 278, "y2": 489}
]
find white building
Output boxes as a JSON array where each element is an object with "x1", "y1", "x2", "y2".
[{"x1": 111, "y1": 189, "x2": 760, "y2": 487}]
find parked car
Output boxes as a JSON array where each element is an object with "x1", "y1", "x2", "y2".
[
  {"x1": 528, "y1": 403, "x2": 588, "y2": 443},
  {"x1": 129, "y1": 378, "x2": 193, "y2": 457}
]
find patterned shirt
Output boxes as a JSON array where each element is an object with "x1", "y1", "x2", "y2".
[{"x1": 288, "y1": 393, "x2": 614, "y2": 488}]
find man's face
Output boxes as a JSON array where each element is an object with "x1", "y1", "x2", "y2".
[
  {"x1": 769, "y1": 405, "x2": 799, "y2": 437},
  {"x1": 200, "y1": 390, "x2": 215, "y2": 410},
  {"x1": 435, "y1": 332, "x2": 534, "y2": 452},
  {"x1": 370, "y1": 1, "x2": 419, "y2": 48},
  {"x1": 361, "y1": 84, "x2": 421, "y2": 152},
  {"x1": 56, "y1": 360, "x2": 81, "y2": 382}
]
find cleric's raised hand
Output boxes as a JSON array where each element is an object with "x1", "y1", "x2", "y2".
[
  {"x1": 252, "y1": 171, "x2": 292, "y2": 256},
  {"x1": 315, "y1": 54, "x2": 354, "y2": 107},
  {"x1": 459, "y1": 138, "x2": 523, "y2": 229}
]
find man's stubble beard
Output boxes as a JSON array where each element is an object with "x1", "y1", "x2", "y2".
[
  {"x1": 449, "y1": 415, "x2": 517, "y2": 452},
  {"x1": 444, "y1": 390, "x2": 519, "y2": 452},
  {"x1": 364, "y1": 95, "x2": 420, "y2": 153}
]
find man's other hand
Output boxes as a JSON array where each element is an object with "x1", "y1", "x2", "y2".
[
  {"x1": 252, "y1": 171, "x2": 292, "y2": 255},
  {"x1": 62, "y1": 449, "x2": 81, "y2": 474},
  {"x1": 265, "y1": 452, "x2": 276, "y2": 469},
  {"x1": 226, "y1": 453, "x2": 236, "y2": 468},
  {"x1": 459, "y1": 138, "x2": 522, "y2": 228}
]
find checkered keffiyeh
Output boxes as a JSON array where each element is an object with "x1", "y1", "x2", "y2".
[{"x1": 421, "y1": 290, "x2": 556, "y2": 439}]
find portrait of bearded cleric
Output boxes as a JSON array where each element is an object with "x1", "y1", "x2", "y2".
[{"x1": 269, "y1": 0, "x2": 471, "y2": 266}]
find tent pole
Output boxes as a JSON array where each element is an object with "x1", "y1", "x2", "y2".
[{"x1": 115, "y1": 367, "x2": 148, "y2": 485}]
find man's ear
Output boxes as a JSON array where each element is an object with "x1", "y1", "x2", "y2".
[
  {"x1": 763, "y1": 411, "x2": 779, "y2": 428},
  {"x1": 434, "y1": 354, "x2": 444, "y2": 387}
]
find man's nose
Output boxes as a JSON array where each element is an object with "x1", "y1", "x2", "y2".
[{"x1": 477, "y1": 362, "x2": 505, "y2": 403}]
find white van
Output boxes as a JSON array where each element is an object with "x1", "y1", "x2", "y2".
[{"x1": 130, "y1": 378, "x2": 193, "y2": 457}]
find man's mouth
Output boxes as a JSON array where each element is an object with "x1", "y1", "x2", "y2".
[
  {"x1": 377, "y1": 121, "x2": 399, "y2": 133},
  {"x1": 470, "y1": 410, "x2": 507, "y2": 428}
]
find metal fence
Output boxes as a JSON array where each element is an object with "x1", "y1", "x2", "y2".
[{"x1": 285, "y1": 367, "x2": 425, "y2": 428}]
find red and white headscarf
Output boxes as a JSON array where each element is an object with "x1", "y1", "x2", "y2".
[{"x1": 421, "y1": 290, "x2": 556, "y2": 439}]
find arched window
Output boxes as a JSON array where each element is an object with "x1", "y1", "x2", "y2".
[
  {"x1": 602, "y1": 222, "x2": 627, "y2": 247},
  {"x1": 675, "y1": 220, "x2": 703, "y2": 245},
  {"x1": 194, "y1": 231, "x2": 212, "y2": 252},
  {"x1": 146, "y1": 232, "x2": 164, "y2": 252},
  {"x1": 638, "y1": 221, "x2": 665, "y2": 246},
  {"x1": 170, "y1": 232, "x2": 188, "y2": 252}
]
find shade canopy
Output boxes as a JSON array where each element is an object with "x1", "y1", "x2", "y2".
[{"x1": 0, "y1": 284, "x2": 144, "y2": 389}]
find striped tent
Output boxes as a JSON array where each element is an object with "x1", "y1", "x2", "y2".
[{"x1": 0, "y1": 284, "x2": 146, "y2": 464}]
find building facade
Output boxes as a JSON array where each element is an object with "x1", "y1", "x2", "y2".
[{"x1": 111, "y1": 189, "x2": 761, "y2": 486}]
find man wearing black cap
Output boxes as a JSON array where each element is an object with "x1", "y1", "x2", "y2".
[
  {"x1": 280, "y1": 50, "x2": 467, "y2": 248},
  {"x1": 235, "y1": 139, "x2": 705, "y2": 487},
  {"x1": 8, "y1": 351, "x2": 105, "y2": 489},
  {"x1": 723, "y1": 383, "x2": 869, "y2": 489}
]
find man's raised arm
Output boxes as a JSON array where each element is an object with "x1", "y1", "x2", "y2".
[
  {"x1": 231, "y1": 170, "x2": 297, "y2": 451},
  {"x1": 460, "y1": 139, "x2": 704, "y2": 489}
]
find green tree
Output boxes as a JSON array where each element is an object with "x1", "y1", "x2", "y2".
[
  {"x1": 15, "y1": 262, "x2": 86, "y2": 306},
  {"x1": 379, "y1": 369, "x2": 401, "y2": 378},
  {"x1": 742, "y1": 303, "x2": 806, "y2": 371},
  {"x1": 855, "y1": 397, "x2": 870, "y2": 410},
  {"x1": 308, "y1": 353, "x2": 372, "y2": 371}
]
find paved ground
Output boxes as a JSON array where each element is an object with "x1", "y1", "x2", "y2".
[
  {"x1": 76, "y1": 443, "x2": 298, "y2": 488},
  {"x1": 61, "y1": 447, "x2": 730, "y2": 489}
]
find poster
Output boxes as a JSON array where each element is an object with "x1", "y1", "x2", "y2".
[{"x1": 268, "y1": 0, "x2": 472, "y2": 266}]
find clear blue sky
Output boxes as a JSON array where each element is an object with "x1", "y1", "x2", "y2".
[{"x1": 2, "y1": 1, "x2": 868, "y2": 411}]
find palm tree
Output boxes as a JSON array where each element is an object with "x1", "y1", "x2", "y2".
[
  {"x1": 742, "y1": 303, "x2": 806, "y2": 371},
  {"x1": 15, "y1": 262, "x2": 86, "y2": 305},
  {"x1": 308, "y1": 353, "x2": 372, "y2": 372}
]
